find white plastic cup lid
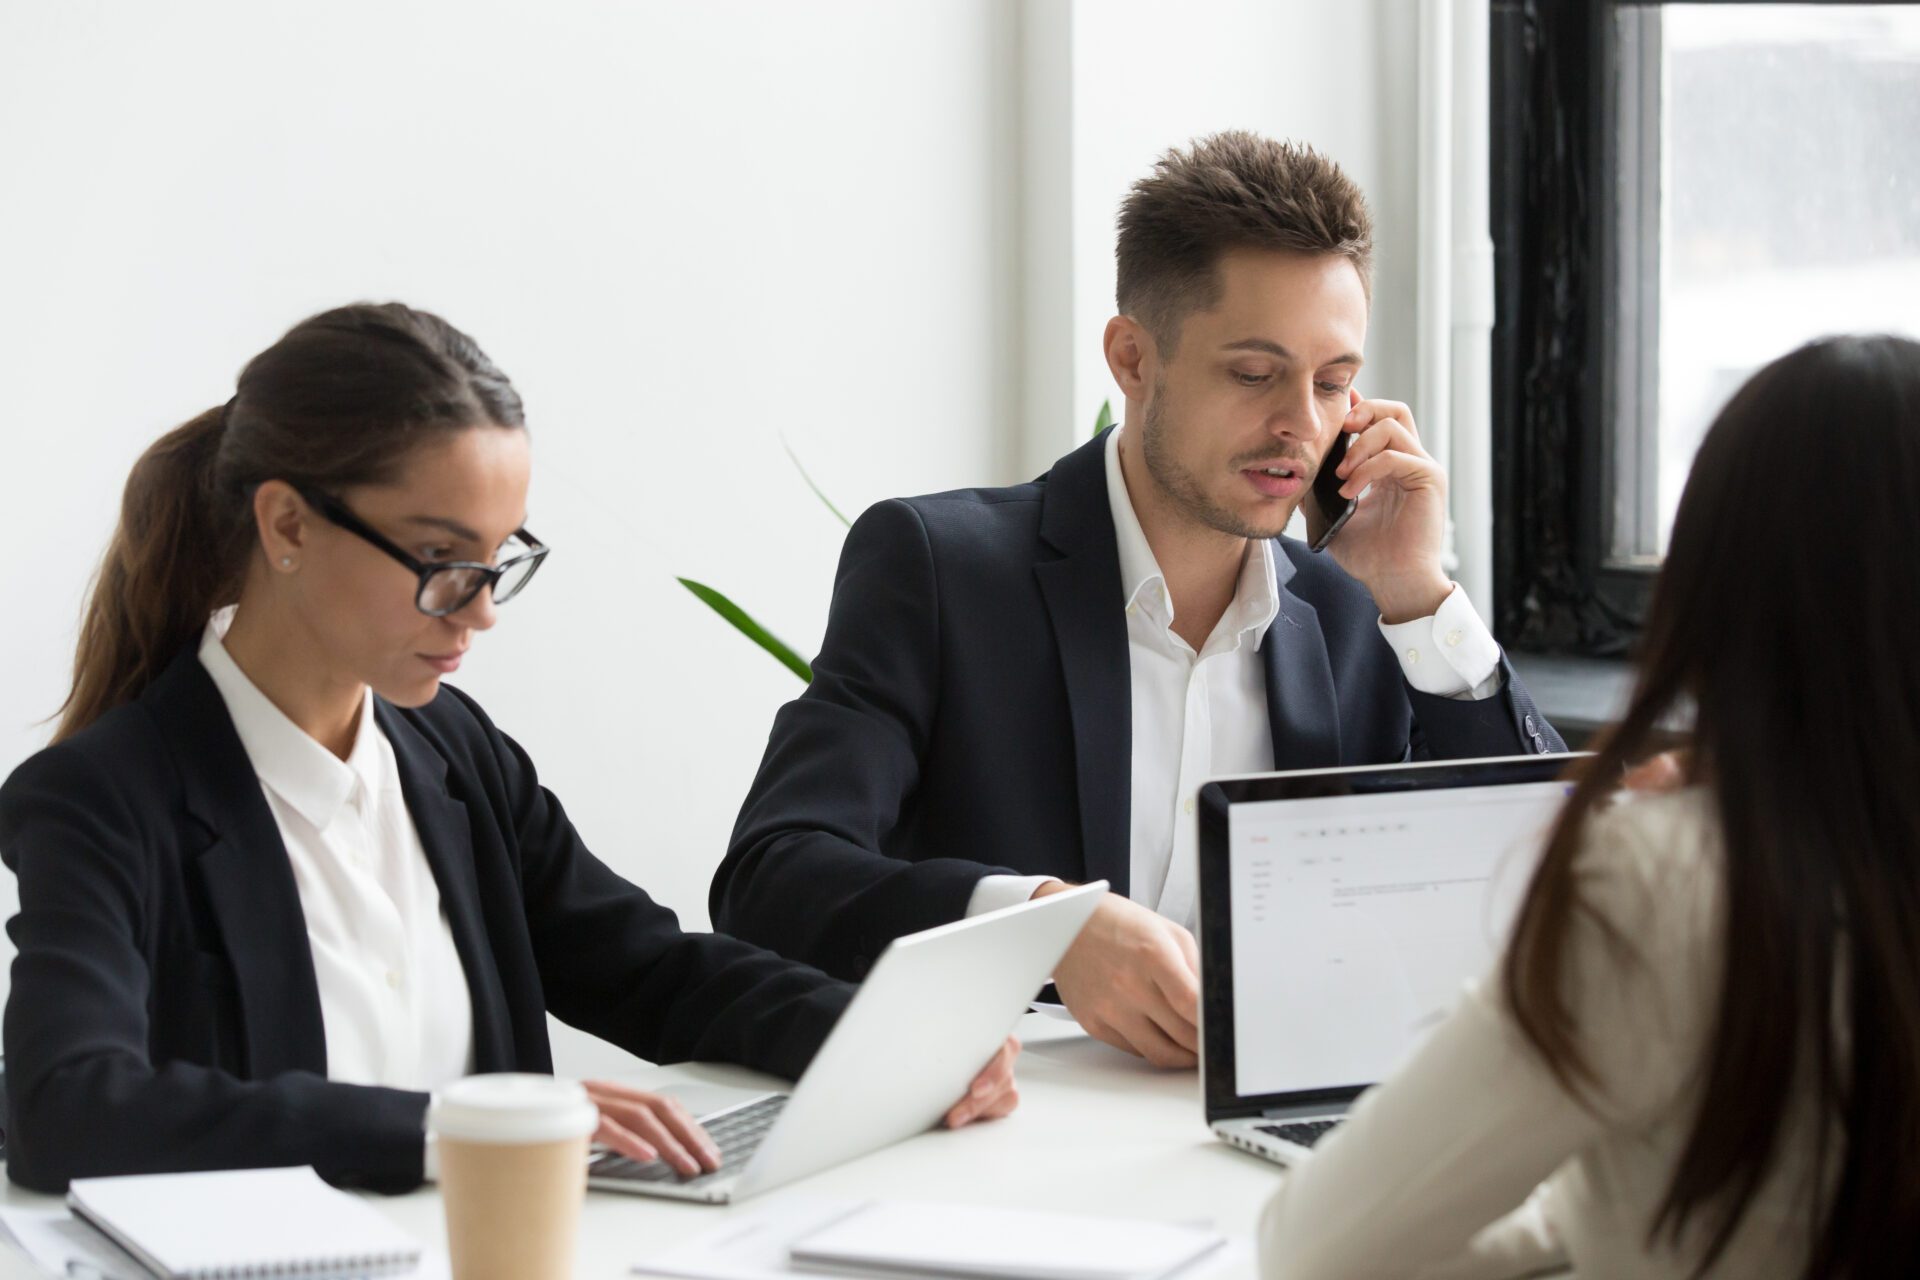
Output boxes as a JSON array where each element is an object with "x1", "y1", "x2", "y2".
[{"x1": 427, "y1": 1073, "x2": 599, "y2": 1145}]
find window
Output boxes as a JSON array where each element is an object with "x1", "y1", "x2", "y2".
[{"x1": 1492, "y1": 0, "x2": 1920, "y2": 654}]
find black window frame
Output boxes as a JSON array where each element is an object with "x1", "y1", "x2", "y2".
[{"x1": 1490, "y1": 0, "x2": 1920, "y2": 658}]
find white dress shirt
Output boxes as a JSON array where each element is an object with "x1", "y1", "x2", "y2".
[
  {"x1": 1258, "y1": 789, "x2": 1829, "y2": 1279},
  {"x1": 198, "y1": 611, "x2": 475, "y2": 1092},
  {"x1": 968, "y1": 426, "x2": 1504, "y2": 926}
]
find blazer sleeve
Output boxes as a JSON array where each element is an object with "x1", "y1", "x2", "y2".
[
  {"x1": 710, "y1": 499, "x2": 1026, "y2": 980},
  {"x1": 1406, "y1": 657, "x2": 1568, "y2": 762},
  {"x1": 450, "y1": 690, "x2": 854, "y2": 1084},
  {"x1": 0, "y1": 745, "x2": 429, "y2": 1194}
]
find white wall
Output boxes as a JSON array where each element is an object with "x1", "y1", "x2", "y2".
[
  {"x1": 1019, "y1": 0, "x2": 1421, "y2": 473},
  {"x1": 0, "y1": 0, "x2": 1424, "y2": 1076}
]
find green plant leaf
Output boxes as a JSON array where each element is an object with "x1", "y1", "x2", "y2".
[
  {"x1": 1094, "y1": 399, "x2": 1114, "y2": 438},
  {"x1": 677, "y1": 578, "x2": 814, "y2": 683},
  {"x1": 779, "y1": 432, "x2": 853, "y2": 529}
]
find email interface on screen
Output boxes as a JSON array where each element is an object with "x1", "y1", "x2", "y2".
[{"x1": 1228, "y1": 781, "x2": 1571, "y2": 1099}]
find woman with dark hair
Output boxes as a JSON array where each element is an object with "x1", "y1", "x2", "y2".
[
  {"x1": 0, "y1": 302, "x2": 1017, "y2": 1193},
  {"x1": 1257, "y1": 334, "x2": 1920, "y2": 1278}
]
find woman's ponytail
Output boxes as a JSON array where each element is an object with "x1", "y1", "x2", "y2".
[{"x1": 55, "y1": 404, "x2": 248, "y2": 741}]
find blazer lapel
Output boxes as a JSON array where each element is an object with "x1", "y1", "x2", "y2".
[
  {"x1": 1033, "y1": 432, "x2": 1133, "y2": 896},
  {"x1": 378, "y1": 704, "x2": 516, "y2": 1074},
  {"x1": 144, "y1": 653, "x2": 328, "y2": 1079},
  {"x1": 1262, "y1": 555, "x2": 1343, "y2": 770}
]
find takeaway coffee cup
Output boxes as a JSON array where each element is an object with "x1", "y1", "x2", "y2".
[{"x1": 427, "y1": 1074, "x2": 600, "y2": 1280}]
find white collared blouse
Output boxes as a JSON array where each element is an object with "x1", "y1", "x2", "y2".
[{"x1": 197, "y1": 611, "x2": 475, "y2": 1091}]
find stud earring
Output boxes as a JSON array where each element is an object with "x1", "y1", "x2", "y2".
[{"x1": 280, "y1": 557, "x2": 294, "y2": 569}]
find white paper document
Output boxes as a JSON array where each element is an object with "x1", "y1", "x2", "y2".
[
  {"x1": 790, "y1": 1201, "x2": 1225, "y2": 1280},
  {"x1": 1, "y1": 1204, "x2": 148, "y2": 1278},
  {"x1": 632, "y1": 1198, "x2": 1232, "y2": 1280},
  {"x1": 630, "y1": 1199, "x2": 847, "y2": 1280}
]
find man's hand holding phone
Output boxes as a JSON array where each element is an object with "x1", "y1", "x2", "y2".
[{"x1": 1311, "y1": 388, "x2": 1454, "y2": 625}]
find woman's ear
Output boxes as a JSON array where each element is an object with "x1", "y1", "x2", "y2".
[{"x1": 252, "y1": 479, "x2": 311, "y2": 573}]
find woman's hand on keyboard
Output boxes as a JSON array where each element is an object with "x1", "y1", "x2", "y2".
[
  {"x1": 942, "y1": 1036, "x2": 1021, "y2": 1129},
  {"x1": 584, "y1": 1080, "x2": 724, "y2": 1176}
]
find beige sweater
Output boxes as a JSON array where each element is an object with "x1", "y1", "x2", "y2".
[{"x1": 1259, "y1": 787, "x2": 1833, "y2": 1279}]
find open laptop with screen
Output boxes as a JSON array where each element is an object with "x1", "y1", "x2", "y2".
[
  {"x1": 586, "y1": 880, "x2": 1106, "y2": 1202},
  {"x1": 1196, "y1": 754, "x2": 1584, "y2": 1166}
]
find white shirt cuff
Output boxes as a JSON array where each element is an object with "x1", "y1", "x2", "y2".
[
  {"x1": 1378, "y1": 584, "x2": 1504, "y2": 701},
  {"x1": 423, "y1": 1131, "x2": 439, "y2": 1182},
  {"x1": 967, "y1": 874, "x2": 1063, "y2": 917}
]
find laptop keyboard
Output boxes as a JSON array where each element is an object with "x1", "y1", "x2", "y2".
[
  {"x1": 587, "y1": 1094, "x2": 788, "y2": 1187},
  {"x1": 1256, "y1": 1119, "x2": 1340, "y2": 1149}
]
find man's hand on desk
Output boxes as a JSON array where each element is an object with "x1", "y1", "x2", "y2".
[
  {"x1": 942, "y1": 1035, "x2": 1021, "y2": 1129},
  {"x1": 1035, "y1": 883, "x2": 1201, "y2": 1069}
]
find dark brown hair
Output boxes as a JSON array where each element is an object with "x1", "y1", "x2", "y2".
[
  {"x1": 1506, "y1": 334, "x2": 1920, "y2": 1277},
  {"x1": 57, "y1": 302, "x2": 525, "y2": 741},
  {"x1": 1115, "y1": 130, "x2": 1373, "y2": 352}
]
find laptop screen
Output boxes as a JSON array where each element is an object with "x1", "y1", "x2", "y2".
[{"x1": 1197, "y1": 757, "x2": 1581, "y2": 1115}]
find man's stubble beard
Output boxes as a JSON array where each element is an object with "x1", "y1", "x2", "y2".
[{"x1": 1139, "y1": 376, "x2": 1298, "y2": 542}]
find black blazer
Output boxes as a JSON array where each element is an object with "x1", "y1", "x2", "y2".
[
  {"x1": 0, "y1": 650, "x2": 852, "y2": 1193},
  {"x1": 714, "y1": 431, "x2": 1565, "y2": 981}
]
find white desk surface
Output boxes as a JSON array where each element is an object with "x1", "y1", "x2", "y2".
[{"x1": 0, "y1": 1014, "x2": 1280, "y2": 1279}]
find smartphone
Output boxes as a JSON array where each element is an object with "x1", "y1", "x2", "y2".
[{"x1": 1309, "y1": 430, "x2": 1356, "y2": 553}]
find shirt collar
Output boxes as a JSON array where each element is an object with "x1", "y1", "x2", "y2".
[
  {"x1": 1102, "y1": 425, "x2": 1281, "y2": 649},
  {"x1": 197, "y1": 607, "x2": 384, "y2": 829}
]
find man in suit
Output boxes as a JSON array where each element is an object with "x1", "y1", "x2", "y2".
[{"x1": 714, "y1": 131, "x2": 1564, "y2": 1066}]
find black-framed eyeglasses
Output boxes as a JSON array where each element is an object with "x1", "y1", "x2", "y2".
[{"x1": 295, "y1": 485, "x2": 549, "y2": 618}]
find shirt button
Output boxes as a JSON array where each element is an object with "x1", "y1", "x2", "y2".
[
  {"x1": 385, "y1": 970, "x2": 402, "y2": 990},
  {"x1": 1183, "y1": 797, "x2": 1196, "y2": 815},
  {"x1": 1444, "y1": 630, "x2": 1463, "y2": 647},
  {"x1": 1405, "y1": 648, "x2": 1421, "y2": 664}
]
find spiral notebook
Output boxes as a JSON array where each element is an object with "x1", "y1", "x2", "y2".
[{"x1": 66, "y1": 1166, "x2": 423, "y2": 1279}]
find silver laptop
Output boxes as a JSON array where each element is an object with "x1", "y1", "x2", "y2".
[
  {"x1": 587, "y1": 880, "x2": 1106, "y2": 1202},
  {"x1": 1196, "y1": 755, "x2": 1583, "y2": 1165}
]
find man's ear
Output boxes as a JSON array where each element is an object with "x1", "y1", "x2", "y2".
[
  {"x1": 1102, "y1": 315, "x2": 1157, "y2": 405},
  {"x1": 252, "y1": 479, "x2": 312, "y2": 571}
]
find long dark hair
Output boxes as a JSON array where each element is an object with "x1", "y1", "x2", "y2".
[
  {"x1": 56, "y1": 303, "x2": 525, "y2": 741},
  {"x1": 1505, "y1": 334, "x2": 1920, "y2": 1276}
]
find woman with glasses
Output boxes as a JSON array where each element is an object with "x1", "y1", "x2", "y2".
[
  {"x1": 0, "y1": 303, "x2": 1017, "y2": 1193},
  {"x1": 1256, "y1": 334, "x2": 1920, "y2": 1277}
]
